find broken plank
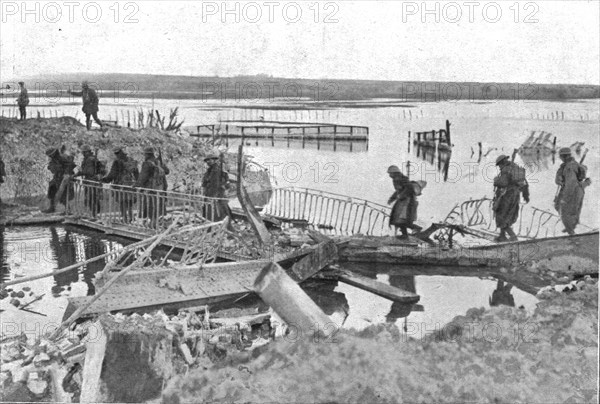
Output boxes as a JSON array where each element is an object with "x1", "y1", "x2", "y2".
[
  {"x1": 319, "y1": 269, "x2": 420, "y2": 304},
  {"x1": 288, "y1": 240, "x2": 338, "y2": 282},
  {"x1": 237, "y1": 144, "x2": 271, "y2": 246}
]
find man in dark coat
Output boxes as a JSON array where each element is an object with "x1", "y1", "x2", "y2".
[
  {"x1": 0, "y1": 153, "x2": 6, "y2": 205},
  {"x1": 201, "y1": 152, "x2": 231, "y2": 221},
  {"x1": 16, "y1": 81, "x2": 29, "y2": 121},
  {"x1": 135, "y1": 146, "x2": 169, "y2": 227},
  {"x1": 555, "y1": 147, "x2": 588, "y2": 235},
  {"x1": 387, "y1": 165, "x2": 422, "y2": 240},
  {"x1": 44, "y1": 147, "x2": 76, "y2": 213},
  {"x1": 75, "y1": 145, "x2": 106, "y2": 218},
  {"x1": 493, "y1": 155, "x2": 530, "y2": 242},
  {"x1": 69, "y1": 81, "x2": 103, "y2": 130},
  {"x1": 102, "y1": 147, "x2": 139, "y2": 223}
]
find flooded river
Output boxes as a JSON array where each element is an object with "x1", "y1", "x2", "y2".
[
  {"x1": 1, "y1": 97, "x2": 596, "y2": 338},
  {"x1": 3, "y1": 97, "x2": 598, "y2": 230}
]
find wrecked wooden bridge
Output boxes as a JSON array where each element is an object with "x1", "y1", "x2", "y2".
[{"x1": 63, "y1": 240, "x2": 339, "y2": 319}]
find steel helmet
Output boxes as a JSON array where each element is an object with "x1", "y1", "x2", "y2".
[
  {"x1": 495, "y1": 155, "x2": 509, "y2": 165},
  {"x1": 387, "y1": 165, "x2": 401, "y2": 174}
]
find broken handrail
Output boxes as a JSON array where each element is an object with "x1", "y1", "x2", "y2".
[
  {"x1": 443, "y1": 197, "x2": 596, "y2": 240},
  {"x1": 262, "y1": 187, "x2": 392, "y2": 236}
]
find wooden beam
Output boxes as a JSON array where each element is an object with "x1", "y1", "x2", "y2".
[
  {"x1": 79, "y1": 320, "x2": 107, "y2": 403},
  {"x1": 287, "y1": 240, "x2": 337, "y2": 282},
  {"x1": 319, "y1": 269, "x2": 420, "y2": 304},
  {"x1": 236, "y1": 144, "x2": 272, "y2": 247}
]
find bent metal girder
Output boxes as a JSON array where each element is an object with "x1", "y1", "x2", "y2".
[
  {"x1": 443, "y1": 197, "x2": 596, "y2": 240},
  {"x1": 263, "y1": 187, "x2": 392, "y2": 237}
]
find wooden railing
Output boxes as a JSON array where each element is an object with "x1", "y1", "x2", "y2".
[
  {"x1": 262, "y1": 187, "x2": 392, "y2": 236},
  {"x1": 67, "y1": 179, "x2": 227, "y2": 233}
]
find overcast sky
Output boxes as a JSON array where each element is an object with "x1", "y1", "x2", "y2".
[{"x1": 1, "y1": 1, "x2": 599, "y2": 84}]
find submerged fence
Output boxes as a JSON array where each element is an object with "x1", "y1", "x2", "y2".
[
  {"x1": 67, "y1": 179, "x2": 227, "y2": 233},
  {"x1": 262, "y1": 187, "x2": 392, "y2": 236}
]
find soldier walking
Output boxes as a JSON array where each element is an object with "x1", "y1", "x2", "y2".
[
  {"x1": 74, "y1": 145, "x2": 106, "y2": 218},
  {"x1": 16, "y1": 81, "x2": 29, "y2": 121},
  {"x1": 386, "y1": 165, "x2": 423, "y2": 240},
  {"x1": 554, "y1": 147, "x2": 589, "y2": 235},
  {"x1": 102, "y1": 147, "x2": 139, "y2": 223},
  {"x1": 44, "y1": 147, "x2": 76, "y2": 213},
  {"x1": 492, "y1": 155, "x2": 530, "y2": 242},
  {"x1": 69, "y1": 81, "x2": 103, "y2": 130}
]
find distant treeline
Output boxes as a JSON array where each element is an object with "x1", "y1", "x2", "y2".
[{"x1": 3, "y1": 73, "x2": 599, "y2": 102}]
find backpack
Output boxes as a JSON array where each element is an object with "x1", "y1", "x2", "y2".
[
  {"x1": 120, "y1": 157, "x2": 138, "y2": 186},
  {"x1": 150, "y1": 162, "x2": 166, "y2": 190},
  {"x1": 95, "y1": 159, "x2": 107, "y2": 177}
]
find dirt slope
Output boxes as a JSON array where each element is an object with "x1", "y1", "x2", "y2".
[
  {"x1": 162, "y1": 283, "x2": 598, "y2": 403},
  {"x1": 0, "y1": 117, "x2": 210, "y2": 202}
]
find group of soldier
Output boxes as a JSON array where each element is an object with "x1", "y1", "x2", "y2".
[
  {"x1": 387, "y1": 147, "x2": 590, "y2": 241},
  {"x1": 41, "y1": 145, "x2": 231, "y2": 227},
  {"x1": 14, "y1": 81, "x2": 103, "y2": 130},
  {"x1": 42, "y1": 145, "x2": 170, "y2": 226}
]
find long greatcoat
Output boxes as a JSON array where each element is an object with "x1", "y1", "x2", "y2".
[
  {"x1": 389, "y1": 175, "x2": 418, "y2": 227},
  {"x1": 47, "y1": 154, "x2": 76, "y2": 204},
  {"x1": 555, "y1": 157, "x2": 586, "y2": 233},
  {"x1": 493, "y1": 161, "x2": 528, "y2": 229},
  {"x1": 201, "y1": 162, "x2": 230, "y2": 221}
]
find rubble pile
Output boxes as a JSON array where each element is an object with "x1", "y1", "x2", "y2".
[
  {"x1": 536, "y1": 274, "x2": 598, "y2": 299},
  {"x1": 522, "y1": 255, "x2": 599, "y2": 282},
  {"x1": 220, "y1": 222, "x2": 315, "y2": 259},
  {"x1": 0, "y1": 321, "x2": 90, "y2": 403},
  {"x1": 162, "y1": 279, "x2": 598, "y2": 404},
  {"x1": 0, "y1": 305, "x2": 277, "y2": 403}
]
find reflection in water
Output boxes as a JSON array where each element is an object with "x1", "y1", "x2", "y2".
[
  {"x1": 223, "y1": 137, "x2": 368, "y2": 153},
  {"x1": 489, "y1": 280, "x2": 515, "y2": 307},
  {"x1": 49, "y1": 227, "x2": 78, "y2": 297},
  {"x1": 414, "y1": 145, "x2": 452, "y2": 182},
  {"x1": 0, "y1": 226, "x2": 6, "y2": 281},
  {"x1": 386, "y1": 275, "x2": 418, "y2": 324},
  {"x1": 0, "y1": 226, "x2": 123, "y2": 297},
  {"x1": 303, "y1": 279, "x2": 350, "y2": 322}
]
